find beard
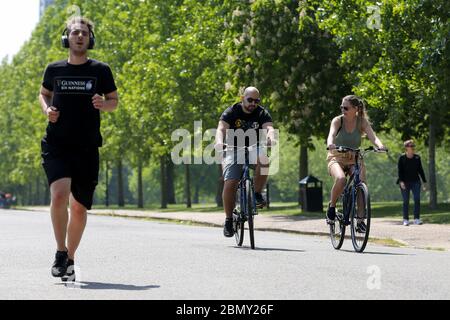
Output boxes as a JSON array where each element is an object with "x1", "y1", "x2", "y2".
[{"x1": 243, "y1": 104, "x2": 257, "y2": 113}]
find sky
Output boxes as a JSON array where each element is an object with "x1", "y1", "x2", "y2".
[{"x1": 0, "y1": 0, "x2": 40, "y2": 61}]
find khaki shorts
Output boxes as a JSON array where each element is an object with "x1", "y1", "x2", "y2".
[
  {"x1": 327, "y1": 150, "x2": 366, "y2": 182},
  {"x1": 222, "y1": 147, "x2": 262, "y2": 181}
]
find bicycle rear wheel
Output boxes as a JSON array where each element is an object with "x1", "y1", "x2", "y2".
[
  {"x1": 351, "y1": 183, "x2": 371, "y2": 253},
  {"x1": 330, "y1": 193, "x2": 346, "y2": 250},
  {"x1": 246, "y1": 180, "x2": 256, "y2": 250}
]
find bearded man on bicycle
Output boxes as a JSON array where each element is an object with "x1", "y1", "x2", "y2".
[{"x1": 215, "y1": 87, "x2": 276, "y2": 238}]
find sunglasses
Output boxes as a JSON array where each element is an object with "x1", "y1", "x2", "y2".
[
  {"x1": 340, "y1": 105, "x2": 349, "y2": 111},
  {"x1": 247, "y1": 98, "x2": 261, "y2": 104}
]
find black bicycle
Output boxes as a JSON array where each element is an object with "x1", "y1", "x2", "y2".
[
  {"x1": 327, "y1": 146, "x2": 387, "y2": 253},
  {"x1": 224, "y1": 143, "x2": 259, "y2": 250}
]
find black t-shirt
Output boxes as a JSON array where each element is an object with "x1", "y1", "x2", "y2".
[
  {"x1": 42, "y1": 59, "x2": 117, "y2": 148},
  {"x1": 220, "y1": 103, "x2": 273, "y2": 147}
]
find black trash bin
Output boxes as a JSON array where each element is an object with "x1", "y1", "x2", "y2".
[{"x1": 299, "y1": 176, "x2": 323, "y2": 212}]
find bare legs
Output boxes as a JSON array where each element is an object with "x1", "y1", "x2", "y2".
[
  {"x1": 67, "y1": 194, "x2": 87, "y2": 260},
  {"x1": 254, "y1": 155, "x2": 269, "y2": 194},
  {"x1": 329, "y1": 163, "x2": 367, "y2": 218},
  {"x1": 329, "y1": 164, "x2": 346, "y2": 207},
  {"x1": 50, "y1": 179, "x2": 71, "y2": 252},
  {"x1": 49, "y1": 178, "x2": 87, "y2": 260},
  {"x1": 223, "y1": 156, "x2": 270, "y2": 219},
  {"x1": 223, "y1": 179, "x2": 239, "y2": 219}
]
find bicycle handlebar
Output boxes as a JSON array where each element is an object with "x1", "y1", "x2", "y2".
[
  {"x1": 222, "y1": 143, "x2": 259, "y2": 150},
  {"x1": 327, "y1": 145, "x2": 388, "y2": 153}
]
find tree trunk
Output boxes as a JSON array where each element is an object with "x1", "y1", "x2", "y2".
[
  {"x1": 160, "y1": 156, "x2": 167, "y2": 209},
  {"x1": 166, "y1": 157, "x2": 176, "y2": 204},
  {"x1": 428, "y1": 110, "x2": 437, "y2": 209},
  {"x1": 137, "y1": 160, "x2": 144, "y2": 208},
  {"x1": 28, "y1": 183, "x2": 32, "y2": 206},
  {"x1": 44, "y1": 180, "x2": 50, "y2": 206},
  {"x1": 216, "y1": 164, "x2": 224, "y2": 207},
  {"x1": 298, "y1": 145, "x2": 308, "y2": 205},
  {"x1": 117, "y1": 159, "x2": 125, "y2": 207},
  {"x1": 193, "y1": 182, "x2": 200, "y2": 204},
  {"x1": 105, "y1": 161, "x2": 110, "y2": 207},
  {"x1": 20, "y1": 186, "x2": 26, "y2": 206},
  {"x1": 35, "y1": 177, "x2": 40, "y2": 205},
  {"x1": 185, "y1": 164, "x2": 192, "y2": 208}
]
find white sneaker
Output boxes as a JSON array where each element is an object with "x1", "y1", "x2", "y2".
[
  {"x1": 403, "y1": 220, "x2": 409, "y2": 226},
  {"x1": 414, "y1": 219, "x2": 423, "y2": 225}
]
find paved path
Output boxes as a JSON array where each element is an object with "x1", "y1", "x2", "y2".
[
  {"x1": 24, "y1": 206, "x2": 449, "y2": 251},
  {"x1": 1, "y1": 209, "x2": 449, "y2": 299},
  {"x1": 21, "y1": 206, "x2": 450, "y2": 250}
]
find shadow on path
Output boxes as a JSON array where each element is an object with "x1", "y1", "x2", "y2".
[
  {"x1": 232, "y1": 246, "x2": 305, "y2": 253},
  {"x1": 340, "y1": 249, "x2": 414, "y2": 256},
  {"x1": 56, "y1": 282, "x2": 160, "y2": 291}
]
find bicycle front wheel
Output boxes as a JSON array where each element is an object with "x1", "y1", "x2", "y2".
[
  {"x1": 351, "y1": 183, "x2": 371, "y2": 253},
  {"x1": 234, "y1": 187, "x2": 244, "y2": 247},
  {"x1": 330, "y1": 193, "x2": 346, "y2": 250},
  {"x1": 246, "y1": 180, "x2": 256, "y2": 250},
  {"x1": 233, "y1": 211, "x2": 244, "y2": 246}
]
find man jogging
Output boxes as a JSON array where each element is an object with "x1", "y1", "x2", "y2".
[{"x1": 39, "y1": 17, "x2": 118, "y2": 281}]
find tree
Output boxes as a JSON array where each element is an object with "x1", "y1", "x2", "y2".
[
  {"x1": 224, "y1": 0, "x2": 350, "y2": 203},
  {"x1": 318, "y1": 0, "x2": 450, "y2": 208}
]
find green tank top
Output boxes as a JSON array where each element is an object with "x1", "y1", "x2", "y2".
[{"x1": 335, "y1": 116, "x2": 362, "y2": 149}]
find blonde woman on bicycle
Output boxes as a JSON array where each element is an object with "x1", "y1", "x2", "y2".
[{"x1": 326, "y1": 95, "x2": 386, "y2": 225}]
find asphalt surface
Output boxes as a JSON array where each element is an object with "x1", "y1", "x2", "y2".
[{"x1": 0, "y1": 209, "x2": 449, "y2": 300}]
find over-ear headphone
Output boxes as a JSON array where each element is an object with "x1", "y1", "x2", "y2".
[{"x1": 61, "y1": 27, "x2": 95, "y2": 50}]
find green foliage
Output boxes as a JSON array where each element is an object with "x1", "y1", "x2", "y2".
[
  {"x1": 318, "y1": 0, "x2": 450, "y2": 140},
  {"x1": 223, "y1": 0, "x2": 351, "y2": 146},
  {"x1": 0, "y1": 0, "x2": 448, "y2": 207}
]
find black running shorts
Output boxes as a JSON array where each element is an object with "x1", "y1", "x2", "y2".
[{"x1": 41, "y1": 140, "x2": 99, "y2": 210}]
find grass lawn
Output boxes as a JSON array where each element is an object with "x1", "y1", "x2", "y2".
[
  {"x1": 91, "y1": 203, "x2": 222, "y2": 213},
  {"x1": 91, "y1": 201, "x2": 450, "y2": 224},
  {"x1": 370, "y1": 202, "x2": 450, "y2": 224},
  {"x1": 265, "y1": 201, "x2": 450, "y2": 224}
]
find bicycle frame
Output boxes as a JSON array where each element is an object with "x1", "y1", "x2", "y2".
[
  {"x1": 344, "y1": 150, "x2": 361, "y2": 220},
  {"x1": 328, "y1": 145, "x2": 387, "y2": 252},
  {"x1": 239, "y1": 146, "x2": 257, "y2": 219},
  {"x1": 336, "y1": 146, "x2": 386, "y2": 220}
]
